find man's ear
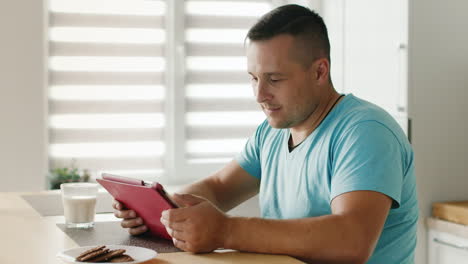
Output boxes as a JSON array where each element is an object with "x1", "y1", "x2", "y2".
[{"x1": 314, "y1": 58, "x2": 330, "y2": 83}]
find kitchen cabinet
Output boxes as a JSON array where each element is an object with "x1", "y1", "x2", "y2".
[
  {"x1": 322, "y1": 0, "x2": 468, "y2": 263},
  {"x1": 427, "y1": 218, "x2": 468, "y2": 264},
  {"x1": 322, "y1": 0, "x2": 409, "y2": 135},
  {"x1": 428, "y1": 229, "x2": 468, "y2": 264}
]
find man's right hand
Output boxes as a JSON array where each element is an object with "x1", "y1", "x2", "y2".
[{"x1": 112, "y1": 200, "x2": 148, "y2": 235}]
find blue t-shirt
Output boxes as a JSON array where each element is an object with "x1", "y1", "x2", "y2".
[{"x1": 236, "y1": 94, "x2": 418, "y2": 264}]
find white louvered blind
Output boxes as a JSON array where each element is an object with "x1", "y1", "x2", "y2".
[
  {"x1": 48, "y1": 0, "x2": 166, "y2": 181},
  {"x1": 47, "y1": 0, "x2": 279, "y2": 183},
  {"x1": 184, "y1": 0, "x2": 273, "y2": 164}
]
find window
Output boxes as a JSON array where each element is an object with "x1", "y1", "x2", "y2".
[
  {"x1": 182, "y1": 0, "x2": 272, "y2": 181},
  {"x1": 48, "y1": 0, "x2": 312, "y2": 184},
  {"x1": 48, "y1": 0, "x2": 167, "y2": 181}
]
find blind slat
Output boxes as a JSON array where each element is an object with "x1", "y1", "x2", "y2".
[
  {"x1": 51, "y1": 157, "x2": 163, "y2": 171},
  {"x1": 187, "y1": 126, "x2": 256, "y2": 140},
  {"x1": 186, "y1": 15, "x2": 257, "y2": 29},
  {"x1": 187, "y1": 71, "x2": 248, "y2": 83},
  {"x1": 50, "y1": 100, "x2": 164, "y2": 114},
  {"x1": 50, "y1": 12, "x2": 164, "y2": 28},
  {"x1": 50, "y1": 71, "x2": 164, "y2": 85},
  {"x1": 187, "y1": 98, "x2": 258, "y2": 112},
  {"x1": 188, "y1": 0, "x2": 267, "y2": 2},
  {"x1": 187, "y1": 43, "x2": 244, "y2": 56},
  {"x1": 186, "y1": 138, "x2": 248, "y2": 158},
  {"x1": 50, "y1": 42, "x2": 164, "y2": 57},
  {"x1": 186, "y1": 152, "x2": 238, "y2": 159},
  {"x1": 50, "y1": 128, "x2": 163, "y2": 144}
]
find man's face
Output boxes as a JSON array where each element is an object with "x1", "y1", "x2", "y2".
[{"x1": 247, "y1": 34, "x2": 323, "y2": 129}]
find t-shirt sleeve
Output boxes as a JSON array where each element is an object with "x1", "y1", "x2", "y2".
[
  {"x1": 235, "y1": 121, "x2": 266, "y2": 180},
  {"x1": 331, "y1": 121, "x2": 404, "y2": 208}
]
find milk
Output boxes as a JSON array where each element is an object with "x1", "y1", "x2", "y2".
[{"x1": 62, "y1": 195, "x2": 97, "y2": 225}]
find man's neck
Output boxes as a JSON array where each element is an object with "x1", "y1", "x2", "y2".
[{"x1": 289, "y1": 90, "x2": 342, "y2": 147}]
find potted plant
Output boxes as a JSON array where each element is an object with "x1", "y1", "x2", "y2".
[{"x1": 48, "y1": 161, "x2": 91, "y2": 190}]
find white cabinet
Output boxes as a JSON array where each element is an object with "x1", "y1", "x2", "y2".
[
  {"x1": 342, "y1": 0, "x2": 408, "y2": 116},
  {"x1": 322, "y1": 0, "x2": 468, "y2": 263},
  {"x1": 322, "y1": 0, "x2": 409, "y2": 135},
  {"x1": 428, "y1": 229, "x2": 468, "y2": 264}
]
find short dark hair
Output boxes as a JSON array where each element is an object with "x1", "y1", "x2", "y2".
[{"x1": 246, "y1": 4, "x2": 330, "y2": 67}]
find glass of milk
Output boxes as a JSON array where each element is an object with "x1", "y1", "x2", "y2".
[{"x1": 60, "y1": 183, "x2": 98, "y2": 228}]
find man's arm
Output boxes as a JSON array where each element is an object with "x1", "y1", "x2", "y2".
[
  {"x1": 163, "y1": 190, "x2": 391, "y2": 264},
  {"x1": 225, "y1": 191, "x2": 391, "y2": 263},
  {"x1": 113, "y1": 159, "x2": 259, "y2": 234},
  {"x1": 177, "y1": 159, "x2": 260, "y2": 212}
]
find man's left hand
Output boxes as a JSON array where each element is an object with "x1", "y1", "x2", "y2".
[{"x1": 160, "y1": 193, "x2": 229, "y2": 253}]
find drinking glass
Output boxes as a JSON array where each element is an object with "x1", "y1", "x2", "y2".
[{"x1": 60, "y1": 183, "x2": 98, "y2": 228}]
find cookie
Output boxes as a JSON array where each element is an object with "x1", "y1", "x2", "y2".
[
  {"x1": 77, "y1": 248, "x2": 109, "y2": 262},
  {"x1": 109, "y1": 254, "x2": 135, "y2": 262},
  {"x1": 87, "y1": 249, "x2": 126, "y2": 262},
  {"x1": 76, "y1": 245, "x2": 106, "y2": 260}
]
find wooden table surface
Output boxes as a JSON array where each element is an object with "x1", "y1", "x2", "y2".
[{"x1": 0, "y1": 192, "x2": 303, "y2": 264}]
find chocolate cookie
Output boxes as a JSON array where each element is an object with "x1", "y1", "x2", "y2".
[
  {"x1": 109, "y1": 254, "x2": 135, "y2": 262},
  {"x1": 77, "y1": 248, "x2": 110, "y2": 262},
  {"x1": 76, "y1": 245, "x2": 106, "y2": 260},
  {"x1": 87, "y1": 249, "x2": 126, "y2": 262}
]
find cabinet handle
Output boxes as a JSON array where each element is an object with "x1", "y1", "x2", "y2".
[
  {"x1": 396, "y1": 42, "x2": 407, "y2": 113},
  {"x1": 407, "y1": 118, "x2": 412, "y2": 144},
  {"x1": 434, "y1": 238, "x2": 468, "y2": 251}
]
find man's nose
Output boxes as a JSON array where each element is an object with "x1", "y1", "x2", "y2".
[{"x1": 255, "y1": 80, "x2": 272, "y2": 103}]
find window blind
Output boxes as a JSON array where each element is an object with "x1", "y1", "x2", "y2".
[
  {"x1": 48, "y1": 0, "x2": 166, "y2": 181},
  {"x1": 184, "y1": 0, "x2": 273, "y2": 164}
]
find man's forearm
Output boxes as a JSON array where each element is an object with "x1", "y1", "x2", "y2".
[
  {"x1": 176, "y1": 160, "x2": 260, "y2": 212},
  {"x1": 224, "y1": 215, "x2": 373, "y2": 264},
  {"x1": 177, "y1": 178, "x2": 222, "y2": 209}
]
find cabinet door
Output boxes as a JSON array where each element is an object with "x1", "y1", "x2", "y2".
[
  {"x1": 428, "y1": 230, "x2": 468, "y2": 264},
  {"x1": 342, "y1": 0, "x2": 408, "y2": 116}
]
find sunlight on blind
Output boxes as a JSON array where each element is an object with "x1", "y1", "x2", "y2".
[
  {"x1": 186, "y1": 112, "x2": 264, "y2": 126},
  {"x1": 186, "y1": 57, "x2": 246, "y2": 71},
  {"x1": 50, "y1": 85, "x2": 165, "y2": 101},
  {"x1": 50, "y1": 0, "x2": 165, "y2": 15},
  {"x1": 185, "y1": 0, "x2": 271, "y2": 163},
  {"x1": 49, "y1": 0, "x2": 166, "y2": 180},
  {"x1": 186, "y1": 29, "x2": 247, "y2": 44},
  {"x1": 50, "y1": 142, "x2": 165, "y2": 158},
  {"x1": 50, "y1": 28, "x2": 165, "y2": 44},
  {"x1": 50, "y1": 114, "x2": 165, "y2": 129},
  {"x1": 186, "y1": 84, "x2": 252, "y2": 98},
  {"x1": 50, "y1": 57, "x2": 165, "y2": 72},
  {"x1": 187, "y1": 139, "x2": 249, "y2": 155},
  {"x1": 186, "y1": 1, "x2": 270, "y2": 17}
]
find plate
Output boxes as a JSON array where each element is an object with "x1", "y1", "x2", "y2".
[{"x1": 57, "y1": 245, "x2": 157, "y2": 264}]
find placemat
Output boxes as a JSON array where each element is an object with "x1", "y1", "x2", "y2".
[
  {"x1": 22, "y1": 192, "x2": 114, "y2": 216},
  {"x1": 57, "y1": 221, "x2": 181, "y2": 253}
]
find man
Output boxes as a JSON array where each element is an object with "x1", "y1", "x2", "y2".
[{"x1": 113, "y1": 5, "x2": 418, "y2": 263}]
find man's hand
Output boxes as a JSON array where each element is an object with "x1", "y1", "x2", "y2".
[
  {"x1": 112, "y1": 200, "x2": 148, "y2": 235},
  {"x1": 160, "y1": 193, "x2": 230, "y2": 253}
]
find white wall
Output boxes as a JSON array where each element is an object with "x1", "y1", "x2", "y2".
[
  {"x1": 409, "y1": 0, "x2": 468, "y2": 263},
  {"x1": 0, "y1": 0, "x2": 47, "y2": 191}
]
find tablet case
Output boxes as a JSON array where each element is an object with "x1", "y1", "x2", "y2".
[{"x1": 96, "y1": 173, "x2": 177, "y2": 240}]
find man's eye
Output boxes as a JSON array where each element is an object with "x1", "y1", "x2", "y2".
[{"x1": 270, "y1": 79, "x2": 281, "y2": 82}]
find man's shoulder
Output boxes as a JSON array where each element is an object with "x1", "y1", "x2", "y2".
[
  {"x1": 338, "y1": 95, "x2": 392, "y2": 122},
  {"x1": 335, "y1": 95, "x2": 406, "y2": 140}
]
